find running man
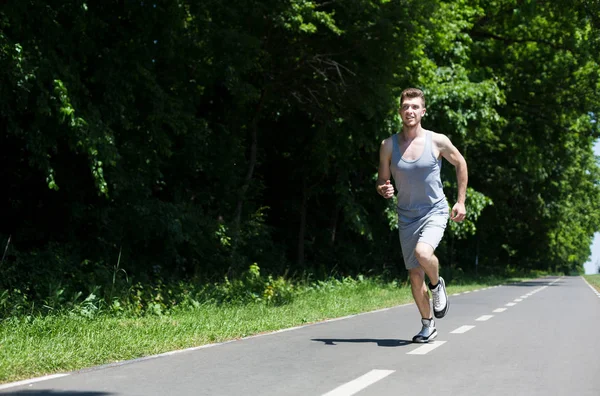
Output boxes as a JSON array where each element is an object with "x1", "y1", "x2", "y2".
[{"x1": 376, "y1": 88, "x2": 468, "y2": 343}]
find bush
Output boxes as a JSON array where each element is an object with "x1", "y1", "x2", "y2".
[
  {"x1": 211, "y1": 263, "x2": 295, "y2": 306},
  {"x1": 0, "y1": 263, "x2": 299, "y2": 320}
]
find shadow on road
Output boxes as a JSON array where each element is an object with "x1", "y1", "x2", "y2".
[
  {"x1": 311, "y1": 338, "x2": 412, "y2": 347},
  {"x1": 1, "y1": 391, "x2": 113, "y2": 395}
]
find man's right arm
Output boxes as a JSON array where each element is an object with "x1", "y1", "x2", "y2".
[{"x1": 376, "y1": 138, "x2": 394, "y2": 198}]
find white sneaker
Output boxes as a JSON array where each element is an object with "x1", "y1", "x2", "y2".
[
  {"x1": 412, "y1": 318, "x2": 437, "y2": 343},
  {"x1": 431, "y1": 277, "x2": 449, "y2": 319}
]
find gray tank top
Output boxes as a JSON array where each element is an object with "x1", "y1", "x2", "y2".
[{"x1": 391, "y1": 130, "x2": 447, "y2": 222}]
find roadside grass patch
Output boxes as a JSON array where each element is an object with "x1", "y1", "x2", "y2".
[{"x1": 583, "y1": 274, "x2": 600, "y2": 292}]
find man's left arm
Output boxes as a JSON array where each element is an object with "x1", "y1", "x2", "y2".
[{"x1": 437, "y1": 134, "x2": 468, "y2": 222}]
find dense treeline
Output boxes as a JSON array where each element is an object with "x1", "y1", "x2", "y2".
[{"x1": 1, "y1": 0, "x2": 599, "y2": 306}]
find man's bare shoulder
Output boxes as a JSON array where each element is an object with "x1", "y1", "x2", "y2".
[
  {"x1": 429, "y1": 130, "x2": 448, "y2": 140},
  {"x1": 380, "y1": 135, "x2": 396, "y2": 149},
  {"x1": 430, "y1": 130, "x2": 452, "y2": 147},
  {"x1": 379, "y1": 135, "x2": 395, "y2": 159}
]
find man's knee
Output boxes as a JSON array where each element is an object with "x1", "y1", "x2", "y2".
[
  {"x1": 408, "y1": 268, "x2": 424, "y2": 284},
  {"x1": 414, "y1": 243, "x2": 434, "y2": 263}
]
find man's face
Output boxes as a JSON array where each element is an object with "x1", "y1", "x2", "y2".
[{"x1": 399, "y1": 97, "x2": 426, "y2": 127}]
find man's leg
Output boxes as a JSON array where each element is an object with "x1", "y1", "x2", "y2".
[
  {"x1": 415, "y1": 241, "x2": 448, "y2": 318},
  {"x1": 400, "y1": 219, "x2": 442, "y2": 343},
  {"x1": 409, "y1": 267, "x2": 431, "y2": 319},
  {"x1": 409, "y1": 267, "x2": 437, "y2": 343},
  {"x1": 414, "y1": 242, "x2": 439, "y2": 285}
]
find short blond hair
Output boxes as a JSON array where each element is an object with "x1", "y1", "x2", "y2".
[{"x1": 400, "y1": 88, "x2": 425, "y2": 107}]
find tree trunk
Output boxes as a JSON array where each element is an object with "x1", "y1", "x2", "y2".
[
  {"x1": 230, "y1": 89, "x2": 267, "y2": 274},
  {"x1": 297, "y1": 178, "x2": 308, "y2": 269},
  {"x1": 330, "y1": 206, "x2": 340, "y2": 244}
]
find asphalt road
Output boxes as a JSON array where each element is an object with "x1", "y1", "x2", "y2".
[{"x1": 2, "y1": 276, "x2": 599, "y2": 396}]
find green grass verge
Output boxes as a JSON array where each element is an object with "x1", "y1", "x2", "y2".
[
  {"x1": 583, "y1": 274, "x2": 600, "y2": 291},
  {"x1": 0, "y1": 276, "x2": 530, "y2": 384}
]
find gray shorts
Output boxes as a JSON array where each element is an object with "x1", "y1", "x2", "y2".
[{"x1": 398, "y1": 212, "x2": 448, "y2": 270}]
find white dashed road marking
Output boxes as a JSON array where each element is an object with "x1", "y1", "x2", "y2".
[
  {"x1": 322, "y1": 369, "x2": 395, "y2": 396},
  {"x1": 505, "y1": 302, "x2": 517, "y2": 307},
  {"x1": 476, "y1": 315, "x2": 494, "y2": 321},
  {"x1": 407, "y1": 341, "x2": 447, "y2": 355},
  {"x1": 451, "y1": 325, "x2": 475, "y2": 334},
  {"x1": 493, "y1": 308, "x2": 507, "y2": 313}
]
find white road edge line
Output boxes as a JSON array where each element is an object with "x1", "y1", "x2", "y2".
[
  {"x1": 451, "y1": 325, "x2": 475, "y2": 334},
  {"x1": 407, "y1": 340, "x2": 447, "y2": 355},
  {"x1": 0, "y1": 374, "x2": 70, "y2": 391},
  {"x1": 581, "y1": 276, "x2": 600, "y2": 298},
  {"x1": 322, "y1": 369, "x2": 395, "y2": 396},
  {"x1": 476, "y1": 315, "x2": 494, "y2": 321}
]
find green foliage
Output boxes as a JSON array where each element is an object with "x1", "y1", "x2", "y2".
[
  {"x1": 0, "y1": 268, "x2": 391, "y2": 320},
  {"x1": 213, "y1": 264, "x2": 295, "y2": 306},
  {"x1": 0, "y1": 0, "x2": 599, "y2": 312},
  {"x1": 447, "y1": 187, "x2": 493, "y2": 239}
]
